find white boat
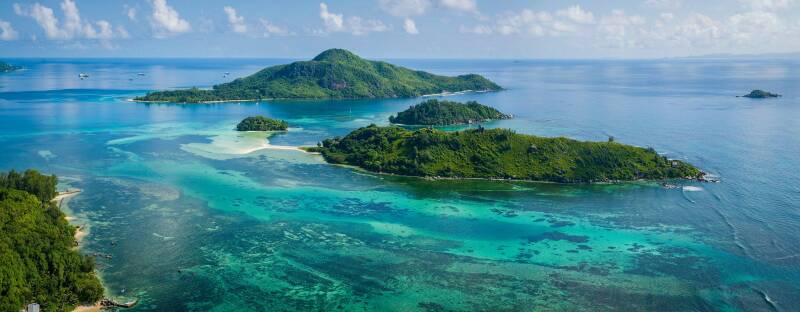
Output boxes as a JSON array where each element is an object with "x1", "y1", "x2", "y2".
[{"x1": 79, "y1": 73, "x2": 89, "y2": 79}]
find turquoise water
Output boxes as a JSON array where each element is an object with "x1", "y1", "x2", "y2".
[{"x1": 1, "y1": 58, "x2": 799, "y2": 311}]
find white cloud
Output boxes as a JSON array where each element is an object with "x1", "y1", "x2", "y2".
[
  {"x1": 0, "y1": 19, "x2": 18, "y2": 41},
  {"x1": 380, "y1": 0, "x2": 430, "y2": 16},
  {"x1": 403, "y1": 18, "x2": 419, "y2": 34},
  {"x1": 150, "y1": 0, "x2": 191, "y2": 37},
  {"x1": 439, "y1": 0, "x2": 477, "y2": 12},
  {"x1": 319, "y1": 3, "x2": 345, "y2": 32},
  {"x1": 124, "y1": 4, "x2": 137, "y2": 21},
  {"x1": 348, "y1": 16, "x2": 389, "y2": 35},
  {"x1": 259, "y1": 19, "x2": 290, "y2": 37},
  {"x1": 556, "y1": 5, "x2": 594, "y2": 24},
  {"x1": 644, "y1": 0, "x2": 683, "y2": 10},
  {"x1": 598, "y1": 10, "x2": 647, "y2": 47},
  {"x1": 739, "y1": 0, "x2": 794, "y2": 10},
  {"x1": 14, "y1": 0, "x2": 126, "y2": 41},
  {"x1": 319, "y1": 2, "x2": 388, "y2": 35},
  {"x1": 224, "y1": 6, "x2": 247, "y2": 34},
  {"x1": 464, "y1": 7, "x2": 587, "y2": 37}
]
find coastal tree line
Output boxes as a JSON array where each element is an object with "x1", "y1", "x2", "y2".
[{"x1": 0, "y1": 170, "x2": 103, "y2": 312}]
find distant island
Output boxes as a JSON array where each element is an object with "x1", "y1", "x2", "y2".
[
  {"x1": 236, "y1": 116, "x2": 288, "y2": 131},
  {"x1": 0, "y1": 61, "x2": 21, "y2": 72},
  {"x1": 134, "y1": 49, "x2": 502, "y2": 103},
  {"x1": 389, "y1": 99, "x2": 511, "y2": 125},
  {"x1": 306, "y1": 125, "x2": 703, "y2": 183},
  {"x1": 0, "y1": 170, "x2": 103, "y2": 311},
  {"x1": 740, "y1": 90, "x2": 781, "y2": 98}
]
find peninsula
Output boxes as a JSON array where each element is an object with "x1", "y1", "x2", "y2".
[
  {"x1": 236, "y1": 116, "x2": 288, "y2": 131},
  {"x1": 134, "y1": 49, "x2": 502, "y2": 103},
  {"x1": 0, "y1": 61, "x2": 21, "y2": 72},
  {"x1": 389, "y1": 99, "x2": 511, "y2": 125},
  {"x1": 307, "y1": 125, "x2": 702, "y2": 183},
  {"x1": 740, "y1": 90, "x2": 781, "y2": 98},
  {"x1": 0, "y1": 170, "x2": 103, "y2": 311}
]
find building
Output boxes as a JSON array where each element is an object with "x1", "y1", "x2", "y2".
[{"x1": 26, "y1": 303, "x2": 40, "y2": 312}]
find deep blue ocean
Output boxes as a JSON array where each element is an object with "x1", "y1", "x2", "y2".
[{"x1": 1, "y1": 57, "x2": 798, "y2": 311}]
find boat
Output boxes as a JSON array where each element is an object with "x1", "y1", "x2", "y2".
[
  {"x1": 137, "y1": 72, "x2": 146, "y2": 76},
  {"x1": 79, "y1": 73, "x2": 89, "y2": 79}
]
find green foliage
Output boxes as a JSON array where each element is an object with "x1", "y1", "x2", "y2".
[
  {"x1": 742, "y1": 90, "x2": 781, "y2": 98},
  {"x1": 134, "y1": 49, "x2": 502, "y2": 103},
  {"x1": 389, "y1": 99, "x2": 511, "y2": 125},
  {"x1": 236, "y1": 116, "x2": 288, "y2": 131},
  {"x1": 0, "y1": 170, "x2": 103, "y2": 312},
  {"x1": 0, "y1": 61, "x2": 22, "y2": 72},
  {"x1": 316, "y1": 125, "x2": 702, "y2": 183}
]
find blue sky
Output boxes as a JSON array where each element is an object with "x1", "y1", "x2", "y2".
[{"x1": 1, "y1": 0, "x2": 798, "y2": 59}]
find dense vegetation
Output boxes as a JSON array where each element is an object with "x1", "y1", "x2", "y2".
[
  {"x1": 134, "y1": 49, "x2": 502, "y2": 103},
  {"x1": 1, "y1": 61, "x2": 21, "y2": 72},
  {"x1": 0, "y1": 170, "x2": 103, "y2": 312},
  {"x1": 236, "y1": 116, "x2": 288, "y2": 131},
  {"x1": 389, "y1": 99, "x2": 511, "y2": 125},
  {"x1": 308, "y1": 125, "x2": 702, "y2": 183},
  {"x1": 741, "y1": 90, "x2": 781, "y2": 98}
]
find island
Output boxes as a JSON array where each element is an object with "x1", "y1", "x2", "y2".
[
  {"x1": 0, "y1": 61, "x2": 21, "y2": 72},
  {"x1": 305, "y1": 125, "x2": 703, "y2": 183},
  {"x1": 389, "y1": 99, "x2": 512, "y2": 125},
  {"x1": 134, "y1": 49, "x2": 502, "y2": 103},
  {"x1": 740, "y1": 90, "x2": 781, "y2": 98},
  {"x1": 236, "y1": 116, "x2": 289, "y2": 131},
  {"x1": 0, "y1": 169, "x2": 103, "y2": 312}
]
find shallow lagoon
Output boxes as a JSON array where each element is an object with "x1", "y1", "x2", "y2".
[{"x1": 1, "y1": 58, "x2": 799, "y2": 311}]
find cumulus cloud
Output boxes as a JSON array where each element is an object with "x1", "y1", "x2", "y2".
[
  {"x1": 124, "y1": 4, "x2": 137, "y2": 21},
  {"x1": 150, "y1": 0, "x2": 191, "y2": 37},
  {"x1": 319, "y1": 3, "x2": 345, "y2": 32},
  {"x1": 380, "y1": 0, "x2": 430, "y2": 16},
  {"x1": 643, "y1": 0, "x2": 683, "y2": 10},
  {"x1": 738, "y1": 0, "x2": 794, "y2": 10},
  {"x1": 0, "y1": 19, "x2": 18, "y2": 41},
  {"x1": 319, "y1": 3, "x2": 388, "y2": 35},
  {"x1": 14, "y1": 0, "x2": 127, "y2": 41},
  {"x1": 439, "y1": 0, "x2": 477, "y2": 12},
  {"x1": 403, "y1": 18, "x2": 419, "y2": 34},
  {"x1": 259, "y1": 18, "x2": 290, "y2": 37},
  {"x1": 463, "y1": 7, "x2": 585, "y2": 37},
  {"x1": 556, "y1": 5, "x2": 594, "y2": 24},
  {"x1": 224, "y1": 6, "x2": 247, "y2": 34}
]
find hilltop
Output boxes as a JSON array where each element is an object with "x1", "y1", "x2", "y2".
[
  {"x1": 134, "y1": 49, "x2": 502, "y2": 103},
  {"x1": 389, "y1": 99, "x2": 511, "y2": 125},
  {"x1": 307, "y1": 125, "x2": 702, "y2": 183}
]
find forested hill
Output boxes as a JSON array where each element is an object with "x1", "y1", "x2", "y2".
[
  {"x1": 134, "y1": 49, "x2": 502, "y2": 103},
  {"x1": 389, "y1": 99, "x2": 511, "y2": 125},
  {"x1": 0, "y1": 170, "x2": 103, "y2": 311},
  {"x1": 1, "y1": 61, "x2": 21, "y2": 72},
  {"x1": 309, "y1": 125, "x2": 703, "y2": 183}
]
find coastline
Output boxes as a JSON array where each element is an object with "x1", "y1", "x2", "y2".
[
  {"x1": 128, "y1": 89, "x2": 500, "y2": 104},
  {"x1": 51, "y1": 190, "x2": 109, "y2": 312},
  {"x1": 314, "y1": 158, "x2": 710, "y2": 185}
]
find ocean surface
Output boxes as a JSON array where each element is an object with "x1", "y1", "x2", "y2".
[{"x1": 1, "y1": 58, "x2": 799, "y2": 311}]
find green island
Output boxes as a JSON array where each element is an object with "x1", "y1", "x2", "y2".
[
  {"x1": 389, "y1": 99, "x2": 512, "y2": 125},
  {"x1": 0, "y1": 170, "x2": 103, "y2": 312},
  {"x1": 740, "y1": 90, "x2": 781, "y2": 98},
  {"x1": 1, "y1": 61, "x2": 22, "y2": 72},
  {"x1": 236, "y1": 116, "x2": 289, "y2": 131},
  {"x1": 134, "y1": 49, "x2": 502, "y2": 103},
  {"x1": 306, "y1": 125, "x2": 702, "y2": 183}
]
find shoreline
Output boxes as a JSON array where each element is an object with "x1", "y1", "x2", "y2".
[
  {"x1": 53, "y1": 190, "x2": 87, "y2": 244},
  {"x1": 315, "y1": 158, "x2": 710, "y2": 185},
  {"x1": 128, "y1": 89, "x2": 500, "y2": 104}
]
